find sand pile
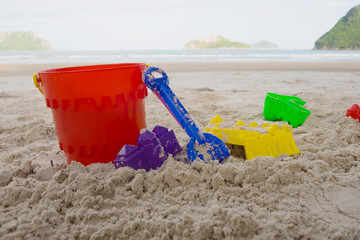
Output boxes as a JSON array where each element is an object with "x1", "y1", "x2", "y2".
[{"x1": 0, "y1": 67, "x2": 359, "y2": 239}]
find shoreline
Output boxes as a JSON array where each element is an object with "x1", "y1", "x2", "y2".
[{"x1": 0, "y1": 61, "x2": 360, "y2": 75}]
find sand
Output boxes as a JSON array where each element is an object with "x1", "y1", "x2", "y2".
[{"x1": 0, "y1": 62, "x2": 360, "y2": 239}]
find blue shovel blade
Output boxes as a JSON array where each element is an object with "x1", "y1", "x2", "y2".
[{"x1": 187, "y1": 133, "x2": 230, "y2": 163}]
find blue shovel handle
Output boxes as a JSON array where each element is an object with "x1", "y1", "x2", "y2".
[{"x1": 142, "y1": 67, "x2": 205, "y2": 144}]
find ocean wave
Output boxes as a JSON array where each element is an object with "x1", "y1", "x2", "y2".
[{"x1": 0, "y1": 50, "x2": 359, "y2": 64}]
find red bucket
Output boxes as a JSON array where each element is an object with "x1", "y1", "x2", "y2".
[{"x1": 34, "y1": 63, "x2": 147, "y2": 166}]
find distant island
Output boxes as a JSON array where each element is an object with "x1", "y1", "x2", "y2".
[
  {"x1": 0, "y1": 31, "x2": 54, "y2": 51},
  {"x1": 251, "y1": 40, "x2": 281, "y2": 49},
  {"x1": 314, "y1": 5, "x2": 360, "y2": 50},
  {"x1": 183, "y1": 35, "x2": 280, "y2": 50},
  {"x1": 184, "y1": 35, "x2": 251, "y2": 49}
]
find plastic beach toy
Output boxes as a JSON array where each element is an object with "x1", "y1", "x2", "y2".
[
  {"x1": 33, "y1": 63, "x2": 147, "y2": 166},
  {"x1": 346, "y1": 104, "x2": 360, "y2": 122},
  {"x1": 142, "y1": 67, "x2": 230, "y2": 162},
  {"x1": 204, "y1": 115, "x2": 300, "y2": 160},
  {"x1": 113, "y1": 126, "x2": 182, "y2": 171},
  {"x1": 263, "y1": 93, "x2": 311, "y2": 128}
]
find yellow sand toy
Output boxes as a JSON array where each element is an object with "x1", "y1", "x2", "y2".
[{"x1": 204, "y1": 115, "x2": 300, "y2": 160}]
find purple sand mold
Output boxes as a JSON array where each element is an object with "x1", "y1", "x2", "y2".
[
  {"x1": 113, "y1": 126, "x2": 182, "y2": 171},
  {"x1": 137, "y1": 130, "x2": 168, "y2": 170},
  {"x1": 153, "y1": 126, "x2": 182, "y2": 156},
  {"x1": 114, "y1": 145, "x2": 149, "y2": 171}
]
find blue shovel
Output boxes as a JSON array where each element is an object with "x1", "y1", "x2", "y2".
[{"x1": 142, "y1": 66, "x2": 230, "y2": 162}]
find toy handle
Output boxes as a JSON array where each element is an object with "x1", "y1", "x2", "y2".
[
  {"x1": 143, "y1": 67, "x2": 205, "y2": 144},
  {"x1": 33, "y1": 73, "x2": 44, "y2": 95}
]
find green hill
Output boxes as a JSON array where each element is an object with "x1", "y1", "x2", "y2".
[
  {"x1": 184, "y1": 35, "x2": 251, "y2": 49},
  {"x1": 0, "y1": 31, "x2": 54, "y2": 51},
  {"x1": 314, "y1": 5, "x2": 360, "y2": 50}
]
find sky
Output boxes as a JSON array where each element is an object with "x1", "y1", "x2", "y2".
[{"x1": 0, "y1": 0, "x2": 359, "y2": 50}]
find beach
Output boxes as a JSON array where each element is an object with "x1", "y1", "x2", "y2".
[{"x1": 1, "y1": 61, "x2": 360, "y2": 239}]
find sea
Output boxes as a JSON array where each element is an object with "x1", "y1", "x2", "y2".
[{"x1": 1, "y1": 49, "x2": 360, "y2": 64}]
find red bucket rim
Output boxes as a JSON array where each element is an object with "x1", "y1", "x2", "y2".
[{"x1": 38, "y1": 63, "x2": 146, "y2": 74}]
